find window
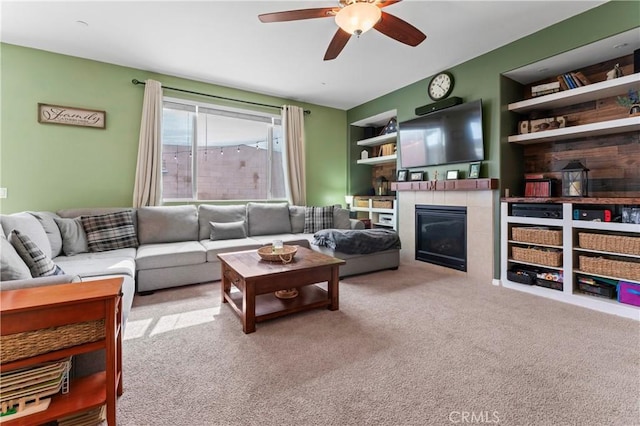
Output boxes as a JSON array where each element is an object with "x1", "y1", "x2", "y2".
[{"x1": 162, "y1": 98, "x2": 286, "y2": 201}]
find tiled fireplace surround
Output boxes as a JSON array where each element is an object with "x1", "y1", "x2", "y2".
[{"x1": 397, "y1": 189, "x2": 498, "y2": 284}]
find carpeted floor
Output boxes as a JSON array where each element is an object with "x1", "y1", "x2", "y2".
[{"x1": 117, "y1": 261, "x2": 640, "y2": 426}]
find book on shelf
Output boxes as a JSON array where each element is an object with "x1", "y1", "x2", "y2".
[
  {"x1": 562, "y1": 73, "x2": 577, "y2": 89},
  {"x1": 556, "y1": 75, "x2": 569, "y2": 91},
  {"x1": 574, "y1": 71, "x2": 591, "y2": 86},
  {"x1": 531, "y1": 81, "x2": 560, "y2": 94},
  {"x1": 524, "y1": 178, "x2": 553, "y2": 197}
]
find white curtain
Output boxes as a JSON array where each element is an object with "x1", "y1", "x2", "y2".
[
  {"x1": 282, "y1": 105, "x2": 306, "y2": 206},
  {"x1": 132, "y1": 79, "x2": 163, "y2": 207}
]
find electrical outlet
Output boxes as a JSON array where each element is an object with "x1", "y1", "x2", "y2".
[{"x1": 0, "y1": 188, "x2": 6, "y2": 199}]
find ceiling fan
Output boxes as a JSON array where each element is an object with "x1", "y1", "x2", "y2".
[{"x1": 258, "y1": 0, "x2": 426, "y2": 61}]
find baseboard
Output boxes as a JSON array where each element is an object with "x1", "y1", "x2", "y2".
[{"x1": 492, "y1": 279, "x2": 501, "y2": 286}]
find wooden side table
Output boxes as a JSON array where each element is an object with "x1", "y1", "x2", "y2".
[{"x1": 0, "y1": 278, "x2": 123, "y2": 425}]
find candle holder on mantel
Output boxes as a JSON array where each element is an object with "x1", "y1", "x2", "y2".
[{"x1": 561, "y1": 160, "x2": 589, "y2": 197}]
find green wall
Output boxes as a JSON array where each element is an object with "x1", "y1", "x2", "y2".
[
  {"x1": 0, "y1": 44, "x2": 347, "y2": 213},
  {"x1": 346, "y1": 1, "x2": 639, "y2": 278}
]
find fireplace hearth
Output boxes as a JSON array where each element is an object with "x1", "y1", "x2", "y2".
[{"x1": 415, "y1": 205, "x2": 467, "y2": 271}]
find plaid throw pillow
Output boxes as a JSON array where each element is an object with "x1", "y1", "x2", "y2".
[
  {"x1": 303, "y1": 206, "x2": 334, "y2": 233},
  {"x1": 81, "y1": 211, "x2": 138, "y2": 252},
  {"x1": 9, "y1": 230, "x2": 65, "y2": 277}
]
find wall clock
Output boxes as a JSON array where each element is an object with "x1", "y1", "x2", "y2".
[{"x1": 428, "y1": 71, "x2": 454, "y2": 101}]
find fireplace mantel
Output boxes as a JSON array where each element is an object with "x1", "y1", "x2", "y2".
[{"x1": 392, "y1": 178, "x2": 498, "y2": 192}]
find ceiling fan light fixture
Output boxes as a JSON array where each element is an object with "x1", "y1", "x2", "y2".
[{"x1": 335, "y1": 2, "x2": 381, "y2": 36}]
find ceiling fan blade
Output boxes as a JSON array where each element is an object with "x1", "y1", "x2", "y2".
[
  {"x1": 374, "y1": 11, "x2": 426, "y2": 47},
  {"x1": 376, "y1": 0, "x2": 403, "y2": 8},
  {"x1": 324, "y1": 29, "x2": 351, "y2": 61},
  {"x1": 259, "y1": 8, "x2": 336, "y2": 23}
]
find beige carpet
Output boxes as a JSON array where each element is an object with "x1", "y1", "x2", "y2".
[{"x1": 117, "y1": 261, "x2": 639, "y2": 426}]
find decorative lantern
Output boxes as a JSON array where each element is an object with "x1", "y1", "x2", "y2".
[
  {"x1": 561, "y1": 160, "x2": 589, "y2": 197},
  {"x1": 376, "y1": 176, "x2": 389, "y2": 196}
]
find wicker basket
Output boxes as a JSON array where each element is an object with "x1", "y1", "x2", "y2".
[
  {"x1": 257, "y1": 245, "x2": 297, "y2": 263},
  {"x1": 579, "y1": 255, "x2": 640, "y2": 281},
  {"x1": 1, "y1": 320, "x2": 105, "y2": 364},
  {"x1": 354, "y1": 198, "x2": 369, "y2": 208},
  {"x1": 578, "y1": 233, "x2": 640, "y2": 256},
  {"x1": 512, "y1": 227, "x2": 562, "y2": 246},
  {"x1": 372, "y1": 200, "x2": 393, "y2": 209},
  {"x1": 512, "y1": 246, "x2": 562, "y2": 267}
]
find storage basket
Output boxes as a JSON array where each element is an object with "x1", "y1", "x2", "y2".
[
  {"x1": 354, "y1": 198, "x2": 369, "y2": 208},
  {"x1": 578, "y1": 256, "x2": 640, "y2": 281},
  {"x1": 372, "y1": 200, "x2": 393, "y2": 209},
  {"x1": 0, "y1": 320, "x2": 105, "y2": 364},
  {"x1": 578, "y1": 233, "x2": 640, "y2": 256},
  {"x1": 512, "y1": 227, "x2": 562, "y2": 246},
  {"x1": 512, "y1": 246, "x2": 562, "y2": 267}
]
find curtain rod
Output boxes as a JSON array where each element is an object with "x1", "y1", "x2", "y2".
[{"x1": 131, "y1": 79, "x2": 310, "y2": 115}]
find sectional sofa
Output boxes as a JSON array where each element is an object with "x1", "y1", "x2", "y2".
[{"x1": 1, "y1": 202, "x2": 400, "y2": 376}]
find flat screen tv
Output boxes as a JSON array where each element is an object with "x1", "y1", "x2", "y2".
[{"x1": 398, "y1": 99, "x2": 484, "y2": 168}]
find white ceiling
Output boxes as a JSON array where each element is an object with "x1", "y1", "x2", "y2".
[{"x1": 1, "y1": 0, "x2": 609, "y2": 110}]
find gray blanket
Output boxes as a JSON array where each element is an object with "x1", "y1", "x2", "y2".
[{"x1": 312, "y1": 228, "x2": 401, "y2": 254}]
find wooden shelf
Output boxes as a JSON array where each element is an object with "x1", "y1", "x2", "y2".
[
  {"x1": 2, "y1": 373, "x2": 107, "y2": 426},
  {"x1": 356, "y1": 132, "x2": 397, "y2": 147},
  {"x1": 508, "y1": 72, "x2": 640, "y2": 113},
  {"x1": 356, "y1": 154, "x2": 397, "y2": 165},
  {"x1": 392, "y1": 178, "x2": 498, "y2": 192},
  {"x1": 0, "y1": 279, "x2": 123, "y2": 425},
  {"x1": 508, "y1": 116, "x2": 640, "y2": 144},
  {"x1": 502, "y1": 197, "x2": 640, "y2": 204}
]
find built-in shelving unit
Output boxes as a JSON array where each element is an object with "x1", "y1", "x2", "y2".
[
  {"x1": 501, "y1": 200, "x2": 639, "y2": 320},
  {"x1": 507, "y1": 72, "x2": 640, "y2": 145},
  {"x1": 351, "y1": 196, "x2": 397, "y2": 230},
  {"x1": 508, "y1": 72, "x2": 640, "y2": 113},
  {"x1": 508, "y1": 116, "x2": 640, "y2": 144},
  {"x1": 355, "y1": 132, "x2": 397, "y2": 165},
  {"x1": 357, "y1": 154, "x2": 397, "y2": 165}
]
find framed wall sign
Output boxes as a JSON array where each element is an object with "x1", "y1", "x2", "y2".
[
  {"x1": 446, "y1": 170, "x2": 459, "y2": 180},
  {"x1": 38, "y1": 103, "x2": 106, "y2": 129},
  {"x1": 410, "y1": 171, "x2": 424, "y2": 181},
  {"x1": 468, "y1": 161, "x2": 481, "y2": 179}
]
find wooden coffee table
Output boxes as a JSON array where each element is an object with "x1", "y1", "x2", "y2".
[{"x1": 217, "y1": 246, "x2": 345, "y2": 333}]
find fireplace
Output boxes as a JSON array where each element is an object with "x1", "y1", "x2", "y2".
[{"x1": 415, "y1": 205, "x2": 467, "y2": 271}]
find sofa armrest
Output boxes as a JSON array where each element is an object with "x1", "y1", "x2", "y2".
[
  {"x1": 349, "y1": 219, "x2": 365, "y2": 230},
  {"x1": 0, "y1": 274, "x2": 80, "y2": 291}
]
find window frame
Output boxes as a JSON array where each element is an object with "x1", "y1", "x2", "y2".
[{"x1": 161, "y1": 97, "x2": 287, "y2": 203}]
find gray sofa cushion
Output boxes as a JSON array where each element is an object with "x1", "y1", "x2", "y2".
[
  {"x1": 289, "y1": 205, "x2": 306, "y2": 233},
  {"x1": 136, "y1": 241, "x2": 206, "y2": 270},
  {"x1": 29, "y1": 212, "x2": 63, "y2": 258},
  {"x1": 210, "y1": 221, "x2": 247, "y2": 240},
  {"x1": 1, "y1": 212, "x2": 52, "y2": 258},
  {"x1": 55, "y1": 255, "x2": 136, "y2": 279},
  {"x1": 198, "y1": 205, "x2": 246, "y2": 241},
  {"x1": 54, "y1": 217, "x2": 89, "y2": 256},
  {"x1": 247, "y1": 202, "x2": 292, "y2": 236},
  {"x1": 333, "y1": 207, "x2": 351, "y2": 229},
  {"x1": 0, "y1": 274, "x2": 78, "y2": 291},
  {"x1": 201, "y1": 238, "x2": 263, "y2": 262},
  {"x1": 1, "y1": 237, "x2": 32, "y2": 280},
  {"x1": 138, "y1": 205, "x2": 198, "y2": 244}
]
